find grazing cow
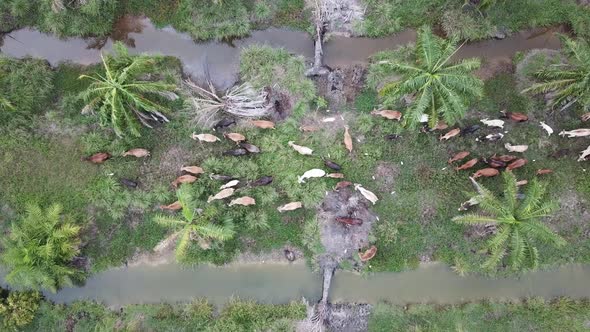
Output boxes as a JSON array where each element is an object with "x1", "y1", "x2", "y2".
[
  {"x1": 473, "y1": 168, "x2": 500, "y2": 179},
  {"x1": 297, "y1": 169, "x2": 326, "y2": 183},
  {"x1": 191, "y1": 133, "x2": 220, "y2": 142},
  {"x1": 536, "y1": 169, "x2": 553, "y2": 175},
  {"x1": 222, "y1": 148, "x2": 248, "y2": 156},
  {"x1": 172, "y1": 174, "x2": 198, "y2": 187},
  {"x1": 335, "y1": 181, "x2": 353, "y2": 190},
  {"x1": 223, "y1": 133, "x2": 246, "y2": 143},
  {"x1": 481, "y1": 118, "x2": 504, "y2": 128},
  {"x1": 344, "y1": 126, "x2": 353, "y2": 153},
  {"x1": 354, "y1": 184, "x2": 378, "y2": 205},
  {"x1": 455, "y1": 158, "x2": 478, "y2": 171},
  {"x1": 359, "y1": 246, "x2": 377, "y2": 262},
  {"x1": 324, "y1": 160, "x2": 342, "y2": 171},
  {"x1": 181, "y1": 166, "x2": 204, "y2": 175},
  {"x1": 277, "y1": 202, "x2": 302, "y2": 212},
  {"x1": 123, "y1": 148, "x2": 150, "y2": 158},
  {"x1": 448, "y1": 151, "x2": 470, "y2": 164},
  {"x1": 250, "y1": 176, "x2": 273, "y2": 187},
  {"x1": 506, "y1": 158, "x2": 527, "y2": 171},
  {"x1": 160, "y1": 201, "x2": 182, "y2": 211},
  {"x1": 250, "y1": 120, "x2": 275, "y2": 129},
  {"x1": 439, "y1": 128, "x2": 461, "y2": 141},
  {"x1": 371, "y1": 109, "x2": 402, "y2": 121},
  {"x1": 207, "y1": 188, "x2": 235, "y2": 203},
  {"x1": 505, "y1": 143, "x2": 528, "y2": 153},
  {"x1": 500, "y1": 111, "x2": 528, "y2": 122},
  {"x1": 84, "y1": 152, "x2": 111, "y2": 164},
  {"x1": 559, "y1": 129, "x2": 590, "y2": 138},
  {"x1": 288, "y1": 141, "x2": 313, "y2": 155},
  {"x1": 229, "y1": 196, "x2": 256, "y2": 206},
  {"x1": 239, "y1": 142, "x2": 261, "y2": 154},
  {"x1": 213, "y1": 118, "x2": 235, "y2": 131},
  {"x1": 578, "y1": 145, "x2": 590, "y2": 162},
  {"x1": 461, "y1": 125, "x2": 480, "y2": 136}
]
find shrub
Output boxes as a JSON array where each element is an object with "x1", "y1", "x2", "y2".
[{"x1": 0, "y1": 290, "x2": 41, "y2": 330}]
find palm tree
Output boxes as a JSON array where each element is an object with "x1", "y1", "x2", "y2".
[
  {"x1": 79, "y1": 42, "x2": 178, "y2": 137},
  {"x1": 522, "y1": 36, "x2": 590, "y2": 113},
  {"x1": 453, "y1": 172, "x2": 566, "y2": 271},
  {"x1": 375, "y1": 26, "x2": 483, "y2": 129},
  {"x1": 154, "y1": 185, "x2": 235, "y2": 261},
  {"x1": 1, "y1": 204, "x2": 82, "y2": 292}
]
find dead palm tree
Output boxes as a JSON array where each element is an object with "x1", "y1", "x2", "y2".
[
  {"x1": 79, "y1": 42, "x2": 178, "y2": 137},
  {"x1": 453, "y1": 172, "x2": 566, "y2": 271}
]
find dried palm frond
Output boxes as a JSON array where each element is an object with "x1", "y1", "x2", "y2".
[{"x1": 184, "y1": 79, "x2": 272, "y2": 127}]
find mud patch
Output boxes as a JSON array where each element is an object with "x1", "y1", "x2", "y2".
[
  {"x1": 128, "y1": 232, "x2": 179, "y2": 267},
  {"x1": 316, "y1": 188, "x2": 378, "y2": 267},
  {"x1": 476, "y1": 56, "x2": 513, "y2": 80},
  {"x1": 231, "y1": 246, "x2": 305, "y2": 265},
  {"x1": 320, "y1": 0, "x2": 365, "y2": 37},
  {"x1": 327, "y1": 303, "x2": 372, "y2": 332},
  {"x1": 316, "y1": 65, "x2": 366, "y2": 110}
]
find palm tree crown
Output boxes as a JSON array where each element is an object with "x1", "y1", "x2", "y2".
[
  {"x1": 1, "y1": 204, "x2": 82, "y2": 292},
  {"x1": 453, "y1": 172, "x2": 566, "y2": 271},
  {"x1": 155, "y1": 185, "x2": 235, "y2": 261},
  {"x1": 375, "y1": 26, "x2": 483, "y2": 128},
  {"x1": 79, "y1": 42, "x2": 177, "y2": 137},
  {"x1": 522, "y1": 36, "x2": 590, "y2": 113}
]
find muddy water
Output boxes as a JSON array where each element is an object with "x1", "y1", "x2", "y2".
[
  {"x1": 1, "y1": 17, "x2": 564, "y2": 89},
  {"x1": 0, "y1": 17, "x2": 313, "y2": 89},
  {"x1": 39, "y1": 262, "x2": 590, "y2": 307}
]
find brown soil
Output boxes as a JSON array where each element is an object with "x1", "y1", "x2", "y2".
[
  {"x1": 549, "y1": 190, "x2": 590, "y2": 237},
  {"x1": 326, "y1": 303, "x2": 372, "y2": 332},
  {"x1": 476, "y1": 56, "x2": 514, "y2": 80},
  {"x1": 316, "y1": 65, "x2": 366, "y2": 110},
  {"x1": 316, "y1": 187, "x2": 378, "y2": 268}
]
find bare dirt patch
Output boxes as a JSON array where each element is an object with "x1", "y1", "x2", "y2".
[
  {"x1": 231, "y1": 246, "x2": 305, "y2": 265},
  {"x1": 373, "y1": 161, "x2": 400, "y2": 193},
  {"x1": 315, "y1": 65, "x2": 366, "y2": 110},
  {"x1": 316, "y1": 188, "x2": 378, "y2": 267},
  {"x1": 140, "y1": 145, "x2": 194, "y2": 189},
  {"x1": 476, "y1": 56, "x2": 513, "y2": 80},
  {"x1": 326, "y1": 303, "x2": 372, "y2": 332},
  {"x1": 549, "y1": 190, "x2": 590, "y2": 237}
]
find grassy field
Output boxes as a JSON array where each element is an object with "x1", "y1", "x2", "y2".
[
  {"x1": 368, "y1": 299, "x2": 590, "y2": 331},
  {"x1": 17, "y1": 298, "x2": 306, "y2": 331},
  {"x1": 360, "y1": 0, "x2": 590, "y2": 40},
  {"x1": 2, "y1": 42, "x2": 590, "y2": 277}
]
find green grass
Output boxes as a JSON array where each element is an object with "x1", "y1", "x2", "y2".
[
  {"x1": 360, "y1": 0, "x2": 590, "y2": 39},
  {"x1": 369, "y1": 299, "x2": 590, "y2": 331},
  {"x1": 19, "y1": 298, "x2": 306, "y2": 332}
]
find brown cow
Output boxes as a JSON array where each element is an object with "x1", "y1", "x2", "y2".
[
  {"x1": 84, "y1": 152, "x2": 111, "y2": 164},
  {"x1": 473, "y1": 168, "x2": 500, "y2": 179},
  {"x1": 506, "y1": 159, "x2": 527, "y2": 171},
  {"x1": 455, "y1": 158, "x2": 478, "y2": 171}
]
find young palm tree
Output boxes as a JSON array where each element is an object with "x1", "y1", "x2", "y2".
[
  {"x1": 79, "y1": 42, "x2": 178, "y2": 137},
  {"x1": 1, "y1": 204, "x2": 82, "y2": 292},
  {"x1": 154, "y1": 185, "x2": 235, "y2": 261},
  {"x1": 522, "y1": 36, "x2": 590, "y2": 113},
  {"x1": 453, "y1": 172, "x2": 566, "y2": 271},
  {"x1": 376, "y1": 26, "x2": 483, "y2": 128}
]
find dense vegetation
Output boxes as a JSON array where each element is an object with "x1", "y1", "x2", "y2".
[
  {"x1": 0, "y1": 292, "x2": 306, "y2": 331},
  {"x1": 369, "y1": 298, "x2": 590, "y2": 331},
  {"x1": 0, "y1": 0, "x2": 312, "y2": 40}
]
